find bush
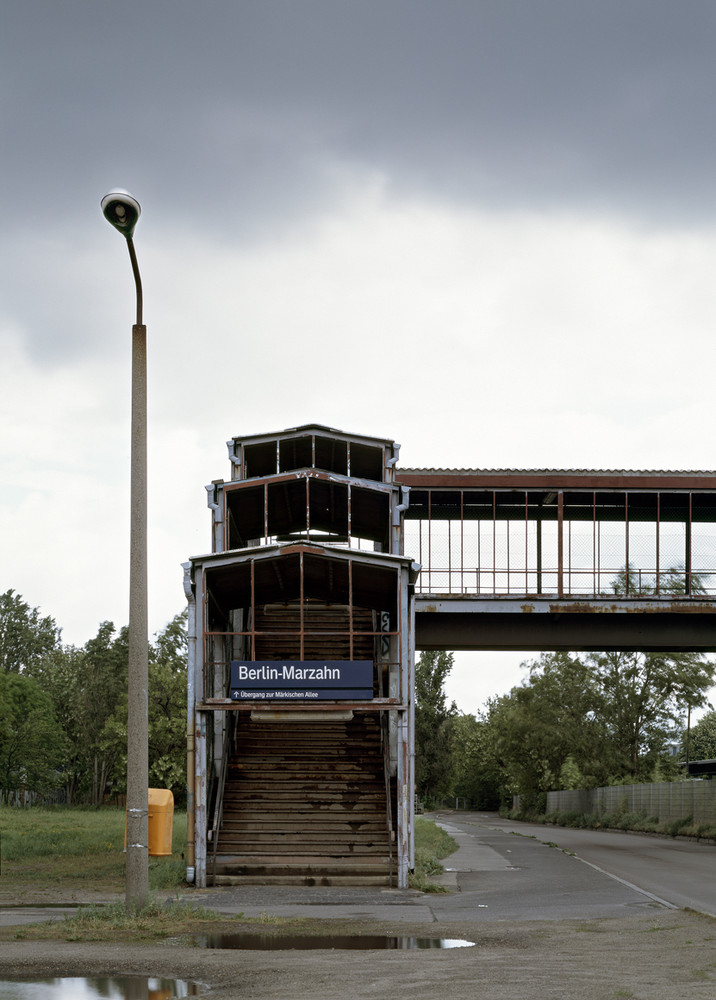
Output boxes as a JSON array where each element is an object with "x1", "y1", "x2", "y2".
[
  {"x1": 692, "y1": 822, "x2": 716, "y2": 840},
  {"x1": 551, "y1": 810, "x2": 583, "y2": 828},
  {"x1": 506, "y1": 804, "x2": 548, "y2": 824},
  {"x1": 664, "y1": 815, "x2": 693, "y2": 838},
  {"x1": 616, "y1": 810, "x2": 647, "y2": 831},
  {"x1": 505, "y1": 805, "x2": 716, "y2": 842}
]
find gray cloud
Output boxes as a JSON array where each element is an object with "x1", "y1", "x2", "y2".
[
  {"x1": 4, "y1": 0, "x2": 716, "y2": 244},
  {"x1": 6, "y1": 2, "x2": 716, "y2": 654},
  {"x1": 4, "y1": 0, "x2": 716, "y2": 365}
]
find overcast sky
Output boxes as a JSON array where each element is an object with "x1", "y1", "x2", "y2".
[{"x1": 2, "y1": 1, "x2": 716, "y2": 715}]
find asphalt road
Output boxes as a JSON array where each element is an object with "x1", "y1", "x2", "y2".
[
  {"x1": 185, "y1": 809, "x2": 715, "y2": 924},
  {"x1": 435, "y1": 810, "x2": 716, "y2": 918}
]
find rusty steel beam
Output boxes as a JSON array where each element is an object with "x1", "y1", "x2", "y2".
[
  {"x1": 415, "y1": 599, "x2": 716, "y2": 652},
  {"x1": 397, "y1": 469, "x2": 716, "y2": 491}
]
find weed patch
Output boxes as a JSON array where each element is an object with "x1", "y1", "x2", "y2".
[
  {"x1": 2, "y1": 900, "x2": 244, "y2": 943},
  {"x1": 507, "y1": 804, "x2": 716, "y2": 841},
  {"x1": 409, "y1": 817, "x2": 458, "y2": 892}
]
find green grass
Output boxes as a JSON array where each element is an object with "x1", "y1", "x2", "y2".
[
  {"x1": 0, "y1": 810, "x2": 461, "y2": 942},
  {"x1": 4, "y1": 899, "x2": 249, "y2": 943},
  {"x1": 1, "y1": 806, "x2": 457, "y2": 908},
  {"x1": 0, "y1": 805, "x2": 187, "y2": 893},
  {"x1": 1, "y1": 805, "x2": 127, "y2": 859},
  {"x1": 409, "y1": 817, "x2": 458, "y2": 892}
]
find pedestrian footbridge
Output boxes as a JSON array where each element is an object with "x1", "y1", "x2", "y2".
[
  {"x1": 184, "y1": 425, "x2": 716, "y2": 890},
  {"x1": 397, "y1": 467, "x2": 716, "y2": 652}
]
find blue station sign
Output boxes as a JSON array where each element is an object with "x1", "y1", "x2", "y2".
[{"x1": 229, "y1": 660, "x2": 374, "y2": 701}]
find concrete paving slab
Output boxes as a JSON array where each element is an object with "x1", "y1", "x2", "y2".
[
  {"x1": 192, "y1": 885, "x2": 435, "y2": 923},
  {"x1": 0, "y1": 906, "x2": 77, "y2": 927}
]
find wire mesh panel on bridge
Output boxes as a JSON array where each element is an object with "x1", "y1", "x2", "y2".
[{"x1": 403, "y1": 486, "x2": 716, "y2": 600}]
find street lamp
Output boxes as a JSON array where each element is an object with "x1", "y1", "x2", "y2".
[{"x1": 101, "y1": 189, "x2": 148, "y2": 913}]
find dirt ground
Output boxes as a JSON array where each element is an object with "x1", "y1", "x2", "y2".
[{"x1": 2, "y1": 908, "x2": 716, "y2": 999}]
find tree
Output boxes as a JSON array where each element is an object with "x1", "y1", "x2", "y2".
[
  {"x1": 588, "y1": 650, "x2": 714, "y2": 781},
  {"x1": 0, "y1": 594, "x2": 189, "y2": 805},
  {"x1": 0, "y1": 672, "x2": 66, "y2": 802},
  {"x1": 81, "y1": 622, "x2": 129, "y2": 806},
  {"x1": 0, "y1": 589, "x2": 60, "y2": 674},
  {"x1": 482, "y1": 652, "x2": 608, "y2": 807},
  {"x1": 683, "y1": 710, "x2": 716, "y2": 762},
  {"x1": 481, "y1": 648, "x2": 715, "y2": 806},
  {"x1": 147, "y1": 612, "x2": 188, "y2": 795},
  {"x1": 101, "y1": 613, "x2": 188, "y2": 801},
  {"x1": 611, "y1": 563, "x2": 708, "y2": 598},
  {"x1": 34, "y1": 622, "x2": 129, "y2": 805},
  {"x1": 414, "y1": 650, "x2": 457, "y2": 804},
  {"x1": 30, "y1": 644, "x2": 88, "y2": 803},
  {"x1": 450, "y1": 712, "x2": 501, "y2": 809}
]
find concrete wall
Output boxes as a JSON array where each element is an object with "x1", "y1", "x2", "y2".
[{"x1": 541, "y1": 780, "x2": 716, "y2": 823}]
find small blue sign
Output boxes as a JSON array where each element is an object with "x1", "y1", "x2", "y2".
[{"x1": 230, "y1": 660, "x2": 374, "y2": 701}]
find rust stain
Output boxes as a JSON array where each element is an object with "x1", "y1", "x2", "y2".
[
  {"x1": 520, "y1": 604, "x2": 535, "y2": 613},
  {"x1": 549, "y1": 603, "x2": 611, "y2": 614},
  {"x1": 281, "y1": 542, "x2": 325, "y2": 555},
  {"x1": 549, "y1": 601, "x2": 714, "y2": 615}
]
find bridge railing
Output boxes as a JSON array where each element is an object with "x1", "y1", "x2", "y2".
[
  {"x1": 404, "y1": 489, "x2": 716, "y2": 600},
  {"x1": 413, "y1": 565, "x2": 716, "y2": 599}
]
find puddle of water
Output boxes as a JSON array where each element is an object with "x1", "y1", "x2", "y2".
[
  {"x1": 0, "y1": 977, "x2": 201, "y2": 999},
  {"x1": 171, "y1": 933, "x2": 474, "y2": 951}
]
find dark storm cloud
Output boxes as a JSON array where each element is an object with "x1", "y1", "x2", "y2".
[
  {"x1": 3, "y1": 0, "x2": 716, "y2": 363},
  {"x1": 4, "y1": 0, "x2": 716, "y2": 242}
]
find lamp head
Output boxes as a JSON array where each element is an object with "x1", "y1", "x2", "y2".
[{"x1": 101, "y1": 189, "x2": 141, "y2": 239}]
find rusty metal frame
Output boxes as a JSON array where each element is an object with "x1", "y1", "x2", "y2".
[
  {"x1": 227, "y1": 424, "x2": 400, "y2": 483},
  {"x1": 400, "y1": 480, "x2": 716, "y2": 602},
  {"x1": 195, "y1": 544, "x2": 411, "y2": 706},
  {"x1": 190, "y1": 541, "x2": 417, "y2": 888},
  {"x1": 190, "y1": 427, "x2": 412, "y2": 892},
  {"x1": 217, "y1": 471, "x2": 400, "y2": 554}
]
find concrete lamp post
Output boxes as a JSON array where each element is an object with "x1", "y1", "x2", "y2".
[{"x1": 101, "y1": 189, "x2": 149, "y2": 913}]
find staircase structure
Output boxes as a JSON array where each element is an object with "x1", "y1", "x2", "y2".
[
  {"x1": 184, "y1": 425, "x2": 417, "y2": 889},
  {"x1": 184, "y1": 423, "x2": 716, "y2": 891},
  {"x1": 213, "y1": 713, "x2": 393, "y2": 885}
]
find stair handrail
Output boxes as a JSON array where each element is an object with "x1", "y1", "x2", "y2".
[
  {"x1": 380, "y1": 712, "x2": 394, "y2": 887},
  {"x1": 210, "y1": 712, "x2": 235, "y2": 884}
]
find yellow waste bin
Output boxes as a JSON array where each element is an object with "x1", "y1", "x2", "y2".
[{"x1": 147, "y1": 788, "x2": 174, "y2": 857}]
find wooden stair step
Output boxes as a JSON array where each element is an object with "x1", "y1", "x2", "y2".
[
  {"x1": 222, "y1": 798, "x2": 386, "y2": 809},
  {"x1": 222, "y1": 797, "x2": 386, "y2": 809},
  {"x1": 216, "y1": 845, "x2": 389, "y2": 857},
  {"x1": 219, "y1": 819, "x2": 386, "y2": 831},
  {"x1": 212, "y1": 709, "x2": 392, "y2": 887},
  {"x1": 232, "y1": 750, "x2": 381, "y2": 757},
  {"x1": 217, "y1": 832, "x2": 388, "y2": 845},
  {"x1": 213, "y1": 875, "x2": 391, "y2": 887},
  {"x1": 225, "y1": 783, "x2": 384, "y2": 795},
  {"x1": 213, "y1": 856, "x2": 390, "y2": 872}
]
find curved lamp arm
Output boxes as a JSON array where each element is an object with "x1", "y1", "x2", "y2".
[{"x1": 101, "y1": 189, "x2": 143, "y2": 325}]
